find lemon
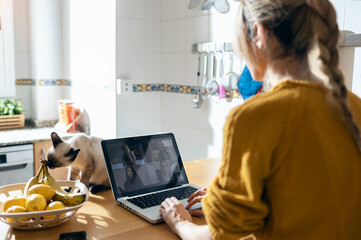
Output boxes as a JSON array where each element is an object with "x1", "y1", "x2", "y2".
[
  {"x1": 43, "y1": 201, "x2": 66, "y2": 220},
  {"x1": 5, "y1": 205, "x2": 29, "y2": 222},
  {"x1": 28, "y1": 184, "x2": 55, "y2": 202},
  {"x1": 2, "y1": 196, "x2": 27, "y2": 213},
  {"x1": 26, "y1": 194, "x2": 47, "y2": 212}
]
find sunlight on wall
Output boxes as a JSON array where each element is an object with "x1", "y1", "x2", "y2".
[{"x1": 66, "y1": 0, "x2": 116, "y2": 138}]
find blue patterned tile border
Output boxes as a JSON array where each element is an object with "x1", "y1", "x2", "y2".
[
  {"x1": 133, "y1": 83, "x2": 242, "y2": 98},
  {"x1": 37, "y1": 79, "x2": 71, "y2": 86},
  {"x1": 16, "y1": 79, "x2": 72, "y2": 86},
  {"x1": 133, "y1": 84, "x2": 202, "y2": 94}
]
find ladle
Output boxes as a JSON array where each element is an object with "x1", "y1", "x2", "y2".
[{"x1": 201, "y1": 0, "x2": 215, "y2": 11}]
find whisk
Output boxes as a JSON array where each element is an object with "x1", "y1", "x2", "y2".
[{"x1": 213, "y1": 0, "x2": 230, "y2": 14}]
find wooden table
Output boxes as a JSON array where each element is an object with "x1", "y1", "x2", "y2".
[{"x1": 1, "y1": 157, "x2": 221, "y2": 240}]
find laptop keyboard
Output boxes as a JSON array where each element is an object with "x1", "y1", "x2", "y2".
[{"x1": 127, "y1": 186, "x2": 198, "y2": 209}]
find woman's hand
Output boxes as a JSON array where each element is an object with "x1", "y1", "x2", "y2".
[
  {"x1": 160, "y1": 197, "x2": 192, "y2": 235},
  {"x1": 185, "y1": 188, "x2": 207, "y2": 217}
]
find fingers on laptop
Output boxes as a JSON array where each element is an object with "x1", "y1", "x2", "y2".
[
  {"x1": 187, "y1": 188, "x2": 207, "y2": 202},
  {"x1": 161, "y1": 197, "x2": 179, "y2": 209},
  {"x1": 186, "y1": 188, "x2": 207, "y2": 206},
  {"x1": 185, "y1": 196, "x2": 203, "y2": 210}
]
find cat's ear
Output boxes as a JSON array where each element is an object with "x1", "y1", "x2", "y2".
[
  {"x1": 72, "y1": 148, "x2": 80, "y2": 159},
  {"x1": 66, "y1": 148, "x2": 80, "y2": 161},
  {"x1": 51, "y1": 132, "x2": 63, "y2": 148}
]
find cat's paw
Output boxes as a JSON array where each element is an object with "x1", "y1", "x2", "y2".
[{"x1": 89, "y1": 185, "x2": 111, "y2": 194}]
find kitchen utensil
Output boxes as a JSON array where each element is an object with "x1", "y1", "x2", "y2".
[
  {"x1": 201, "y1": 0, "x2": 215, "y2": 11},
  {"x1": 0, "y1": 180, "x2": 89, "y2": 230},
  {"x1": 41, "y1": 148, "x2": 46, "y2": 159},
  {"x1": 193, "y1": 54, "x2": 204, "y2": 108},
  {"x1": 222, "y1": 52, "x2": 239, "y2": 91},
  {"x1": 218, "y1": 84, "x2": 226, "y2": 99},
  {"x1": 206, "y1": 54, "x2": 219, "y2": 95},
  {"x1": 188, "y1": 0, "x2": 201, "y2": 9},
  {"x1": 200, "y1": 53, "x2": 209, "y2": 97},
  {"x1": 213, "y1": 0, "x2": 230, "y2": 14}
]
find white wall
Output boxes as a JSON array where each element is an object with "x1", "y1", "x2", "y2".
[
  {"x1": 13, "y1": 0, "x2": 116, "y2": 138},
  {"x1": 13, "y1": 0, "x2": 32, "y2": 119},
  {"x1": 115, "y1": 0, "x2": 244, "y2": 161},
  {"x1": 160, "y1": 0, "x2": 244, "y2": 161},
  {"x1": 115, "y1": 0, "x2": 163, "y2": 137},
  {"x1": 64, "y1": 0, "x2": 116, "y2": 138},
  {"x1": 14, "y1": 0, "x2": 69, "y2": 121}
]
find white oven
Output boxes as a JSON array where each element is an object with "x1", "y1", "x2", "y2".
[{"x1": 0, "y1": 144, "x2": 34, "y2": 186}]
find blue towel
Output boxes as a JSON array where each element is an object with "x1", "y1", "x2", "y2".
[{"x1": 238, "y1": 65, "x2": 263, "y2": 100}]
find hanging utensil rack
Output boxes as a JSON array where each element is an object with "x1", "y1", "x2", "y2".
[
  {"x1": 340, "y1": 33, "x2": 361, "y2": 48},
  {"x1": 192, "y1": 42, "x2": 233, "y2": 54}
]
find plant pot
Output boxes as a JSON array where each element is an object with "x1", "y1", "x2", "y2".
[{"x1": 0, "y1": 114, "x2": 25, "y2": 130}]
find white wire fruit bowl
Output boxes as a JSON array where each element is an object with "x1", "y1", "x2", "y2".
[{"x1": 0, "y1": 180, "x2": 89, "y2": 230}]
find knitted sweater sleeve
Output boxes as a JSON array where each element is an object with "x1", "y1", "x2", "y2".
[{"x1": 202, "y1": 92, "x2": 299, "y2": 240}]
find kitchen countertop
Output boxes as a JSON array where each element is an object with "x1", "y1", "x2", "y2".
[{"x1": 0, "y1": 127, "x2": 83, "y2": 147}]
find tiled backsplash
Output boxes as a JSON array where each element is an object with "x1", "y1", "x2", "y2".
[
  {"x1": 15, "y1": 79, "x2": 71, "y2": 86},
  {"x1": 133, "y1": 83, "x2": 241, "y2": 98},
  {"x1": 16, "y1": 79, "x2": 243, "y2": 98}
]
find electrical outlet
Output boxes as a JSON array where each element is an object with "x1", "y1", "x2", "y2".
[{"x1": 116, "y1": 79, "x2": 132, "y2": 94}]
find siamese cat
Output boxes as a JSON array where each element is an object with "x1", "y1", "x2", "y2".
[{"x1": 47, "y1": 132, "x2": 110, "y2": 194}]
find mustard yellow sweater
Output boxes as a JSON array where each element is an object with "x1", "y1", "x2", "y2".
[{"x1": 203, "y1": 80, "x2": 361, "y2": 240}]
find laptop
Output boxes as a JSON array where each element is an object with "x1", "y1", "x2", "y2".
[{"x1": 101, "y1": 133, "x2": 202, "y2": 224}]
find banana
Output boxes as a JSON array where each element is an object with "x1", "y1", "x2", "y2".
[
  {"x1": 42, "y1": 160, "x2": 69, "y2": 195},
  {"x1": 52, "y1": 191, "x2": 86, "y2": 207},
  {"x1": 24, "y1": 164, "x2": 43, "y2": 197},
  {"x1": 41, "y1": 159, "x2": 86, "y2": 206}
]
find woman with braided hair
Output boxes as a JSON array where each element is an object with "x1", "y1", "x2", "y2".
[{"x1": 160, "y1": 0, "x2": 361, "y2": 239}]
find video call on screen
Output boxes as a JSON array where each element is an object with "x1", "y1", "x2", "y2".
[{"x1": 106, "y1": 137, "x2": 185, "y2": 194}]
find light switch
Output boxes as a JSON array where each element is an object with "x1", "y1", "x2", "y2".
[{"x1": 116, "y1": 79, "x2": 132, "y2": 94}]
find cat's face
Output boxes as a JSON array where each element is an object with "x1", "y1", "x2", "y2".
[{"x1": 47, "y1": 132, "x2": 80, "y2": 169}]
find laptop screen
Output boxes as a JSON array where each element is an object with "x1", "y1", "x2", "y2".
[{"x1": 101, "y1": 133, "x2": 188, "y2": 199}]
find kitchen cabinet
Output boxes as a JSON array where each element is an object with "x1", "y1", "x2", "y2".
[{"x1": 33, "y1": 141, "x2": 69, "y2": 180}]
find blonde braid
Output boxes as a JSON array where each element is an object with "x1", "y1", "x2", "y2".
[{"x1": 305, "y1": 0, "x2": 361, "y2": 152}]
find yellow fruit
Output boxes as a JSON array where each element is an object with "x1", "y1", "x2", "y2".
[
  {"x1": 43, "y1": 201, "x2": 66, "y2": 220},
  {"x1": 26, "y1": 194, "x2": 47, "y2": 212},
  {"x1": 28, "y1": 184, "x2": 55, "y2": 202},
  {"x1": 5, "y1": 205, "x2": 29, "y2": 222},
  {"x1": 2, "y1": 196, "x2": 27, "y2": 213}
]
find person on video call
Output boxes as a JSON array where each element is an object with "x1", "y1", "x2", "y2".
[
  {"x1": 123, "y1": 166, "x2": 143, "y2": 191},
  {"x1": 123, "y1": 144, "x2": 136, "y2": 166},
  {"x1": 160, "y1": 0, "x2": 361, "y2": 239},
  {"x1": 159, "y1": 160, "x2": 173, "y2": 183},
  {"x1": 156, "y1": 160, "x2": 181, "y2": 185}
]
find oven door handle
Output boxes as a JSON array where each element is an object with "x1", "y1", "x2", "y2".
[{"x1": 0, "y1": 160, "x2": 33, "y2": 169}]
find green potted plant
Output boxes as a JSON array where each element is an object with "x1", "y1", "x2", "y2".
[{"x1": 0, "y1": 98, "x2": 25, "y2": 130}]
